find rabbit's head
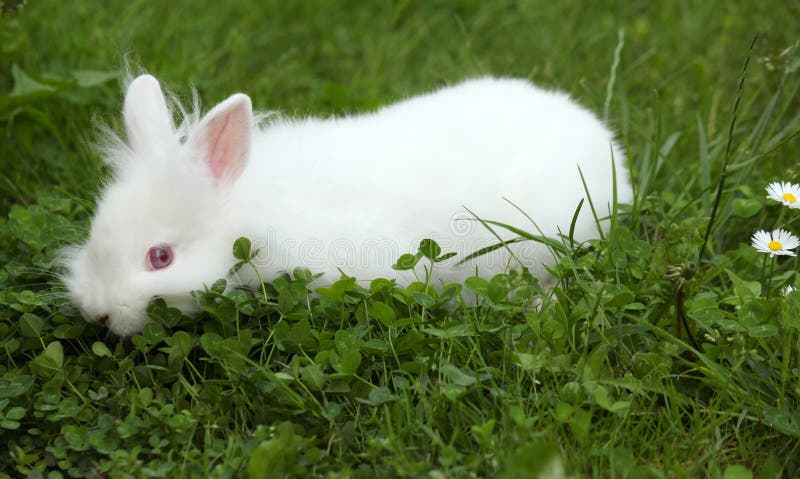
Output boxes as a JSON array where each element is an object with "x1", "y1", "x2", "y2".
[{"x1": 63, "y1": 74, "x2": 253, "y2": 336}]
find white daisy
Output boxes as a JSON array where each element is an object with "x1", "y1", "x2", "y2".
[
  {"x1": 751, "y1": 229, "x2": 800, "y2": 256},
  {"x1": 766, "y1": 181, "x2": 800, "y2": 208}
]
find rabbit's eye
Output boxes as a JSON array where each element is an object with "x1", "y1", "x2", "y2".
[{"x1": 147, "y1": 245, "x2": 173, "y2": 271}]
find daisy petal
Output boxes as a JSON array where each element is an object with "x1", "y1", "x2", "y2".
[
  {"x1": 765, "y1": 181, "x2": 800, "y2": 208},
  {"x1": 752, "y1": 228, "x2": 800, "y2": 256}
]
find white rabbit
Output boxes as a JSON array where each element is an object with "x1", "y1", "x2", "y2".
[{"x1": 62, "y1": 74, "x2": 632, "y2": 336}]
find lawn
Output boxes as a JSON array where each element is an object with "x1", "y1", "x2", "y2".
[{"x1": 2, "y1": 1, "x2": 800, "y2": 477}]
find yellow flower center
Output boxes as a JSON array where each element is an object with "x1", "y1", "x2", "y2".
[
  {"x1": 783, "y1": 192, "x2": 797, "y2": 203},
  {"x1": 768, "y1": 240, "x2": 783, "y2": 251}
]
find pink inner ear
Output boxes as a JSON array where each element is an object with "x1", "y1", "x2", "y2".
[
  {"x1": 206, "y1": 116, "x2": 232, "y2": 179},
  {"x1": 202, "y1": 108, "x2": 249, "y2": 184}
]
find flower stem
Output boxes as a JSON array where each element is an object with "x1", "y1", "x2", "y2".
[
  {"x1": 766, "y1": 256, "x2": 776, "y2": 299},
  {"x1": 772, "y1": 208, "x2": 786, "y2": 231}
]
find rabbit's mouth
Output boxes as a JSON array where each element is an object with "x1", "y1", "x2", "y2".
[
  {"x1": 77, "y1": 293, "x2": 198, "y2": 337},
  {"x1": 83, "y1": 301, "x2": 150, "y2": 337}
]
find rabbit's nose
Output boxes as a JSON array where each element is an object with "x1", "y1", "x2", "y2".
[{"x1": 95, "y1": 314, "x2": 109, "y2": 326}]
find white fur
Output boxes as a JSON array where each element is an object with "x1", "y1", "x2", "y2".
[{"x1": 63, "y1": 74, "x2": 632, "y2": 336}]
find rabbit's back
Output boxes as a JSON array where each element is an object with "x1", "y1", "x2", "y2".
[{"x1": 242, "y1": 77, "x2": 630, "y2": 282}]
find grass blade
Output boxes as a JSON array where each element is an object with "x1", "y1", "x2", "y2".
[
  {"x1": 577, "y1": 165, "x2": 605, "y2": 241},
  {"x1": 698, "y1": 33, "x2": 758, "y2": 265}
]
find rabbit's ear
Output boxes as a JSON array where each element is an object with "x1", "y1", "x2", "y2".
[
  {"x1": 188, "y1": 93, "x2": 252, "y2": 187},
  {"x1": 123, "y1": 75, "x2": 176, "y2": 153}
]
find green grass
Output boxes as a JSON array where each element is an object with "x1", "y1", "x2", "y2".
[{"x1": 2, "y1": 1, "x2": 800, "y2": 477}]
